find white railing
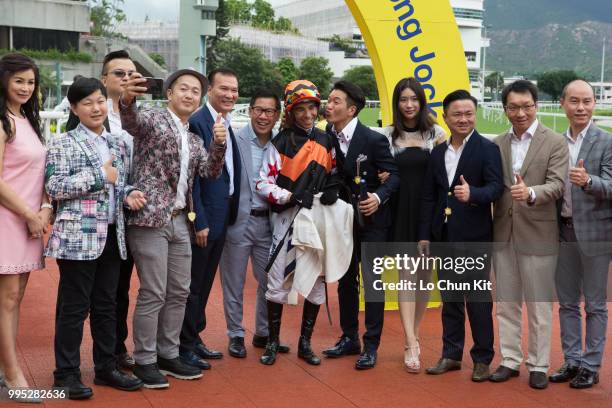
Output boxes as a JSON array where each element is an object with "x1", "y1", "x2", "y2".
[
  {"x1": 40, "y1": 111, "x2": 69, "y2": 142},
  {"x1": 480, "y1": 102, "x2": 612, "y2": 133},
  {"x1": 39, "y1": 100, "x2": 385, "y2": 141}
]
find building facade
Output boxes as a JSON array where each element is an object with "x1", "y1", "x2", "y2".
[
  {"x1": 117, "y1": 21, "x2": 180, "y2": 72},
  {"x1": 276, "y1": 0, "x2": 488, "y2": 98},
  {"x1": 0, "y1": 0, "x2": 90, "y2": 51},
  {"x1": 178, "y1": 0, "x2": 218, "y2": 73}
]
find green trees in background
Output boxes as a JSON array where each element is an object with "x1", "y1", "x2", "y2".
[
  {"x1": 210, "y1": 40, "x2": 334, "y2": 99},
  {"x1": 485, "y1": 71, "x2": 504, "y2": 101},
  {"x1": 210, "y1": 38, "x2": 284, "y2": 97},
  {"x1": 207, "y1": 0, "x2": 231, "y2": 72},
  {"x1": 298, "y1": 56, "x2": 334, "y2": 98},
  {"x1": 89, "y1": 0, "x2": 127, "y2": 38},
  {"x1": 225, "y1": 0, "x2": 299, "y2": 33},
  {"x1": 148, "y1": 52, "x2": 166, "y2": 69},
  {"x1": 276, "y1": 57, "x2": 299, "y2": 86},
  {"x1": 537, "y1": 70, "x2": 580, "y2": 101},
  {"x1": 342, "y1": 66, "x2": 378, "y2": 100}
]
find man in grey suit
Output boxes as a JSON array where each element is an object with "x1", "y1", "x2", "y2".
[
  {"x1": 219, "y1": 89, "x2": 290, "y2": 358},
  {"x1": 489, "y1": 80, "x2": 569, "y2": 390},
  {"x1": 549, "y1": 79, "x2": 612, "y2": 389}
]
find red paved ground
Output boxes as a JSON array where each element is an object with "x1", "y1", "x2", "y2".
[{"x1": 6, "y1": 259, "x2": 612, "y2": 407}]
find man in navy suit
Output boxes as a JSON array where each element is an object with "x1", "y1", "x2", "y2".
[
  {"x1": 418, "y1": 90, "x2": 503, "y2": 381},
  {"x1": 322, "y1": 81, "x2": 400, "y2": 369},
  {"x1": 179, "y1": 68, "x2": 241, "y2": 368}
]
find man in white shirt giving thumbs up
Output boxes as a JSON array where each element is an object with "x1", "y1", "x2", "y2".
[{"x1": 489, "y1": 80, "x2": 569, "y2": 390}]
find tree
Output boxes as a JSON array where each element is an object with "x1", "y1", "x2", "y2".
[
  {"x1": 207, "y1": 0, "x2": 231, "y2": 72},
  {"x1": 485, "y1": 71, "x2": 504, "y2": 100},
  {"x1": 275, "y1": 57, "x2": 298, "y2": 86},
  {"x1": 89, "y1": 0, "x2": 126, "y2": 38},
  {"x1": 342, "y1": 66, "x2": 378, "y2": 100},
  {"x1": 148, "y1": 52, "x2": 166, "y2": 69},
  {"x1": 225, "y1": 0, "x2": 251, "y2": 23},
  {"x1": 326, "y1": 34, "x2": 357, "y2": 55},
  {"x1": 299, "y1": 56, "x2": 334, "y2": 98},
  {"x1": 537, "y1": 70, "x2": 580, "y2": 102},
  {"x1": 251, "y1": 0, "x2": 275, "y2": 29},
  {"x1": 212, "y1": 38, "x2": 283, "y2": 97},
  {"x1": 274, "y1": 17, "x2": 294, "y2": 33},
  {"x1": 225, "y1": 0, "x2": 298, "y2": 33},
  {"x1": 38, "y1": 66, "x2": 57, "y2": 109}
]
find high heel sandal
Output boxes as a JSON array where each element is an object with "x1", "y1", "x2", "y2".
[{"x1": 403, "y1": 343, "x2": 421, "y2": 373}]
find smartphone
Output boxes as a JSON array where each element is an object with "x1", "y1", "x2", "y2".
[{"x1": 143, "y1": 77, "x2": 164, "y2": 96}]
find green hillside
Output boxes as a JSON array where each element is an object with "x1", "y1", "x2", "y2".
[
  {"x1": 484, "y1": 0, "x2": 612, "y2": 79},
  {"x1": 487, "y1": 21, "x2": 612, "y2": 80},
  {"x1": 484, "y1": 0, "x2": 612, "y2": 30}
]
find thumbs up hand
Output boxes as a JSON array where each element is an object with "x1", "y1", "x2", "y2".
[
  {"x1": 569, "y1": 158, "x2": 589, "y2": 187},
  {"x1": 511, "y1": 173, "x2": 530, "y2": 201},
  {"x1": 213, "y1": 113, "x2": 227, "y2": 146},
  {"x1": 102, "y1": 158, "x2": 118, "y2": 185},
  {"x1": 453, "y1": 174, "x2": 470, "y2": 203}
]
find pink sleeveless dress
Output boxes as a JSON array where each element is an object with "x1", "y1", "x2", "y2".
[{"x1": 0, "y1": 114, "x2": 46, "y2": 274}]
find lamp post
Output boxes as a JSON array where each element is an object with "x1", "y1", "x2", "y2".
[
  {"x1": 600, "y1": 37, "x2": 607, "y2": 102},
  {"x1": 481, "y1": 24, "x2": 492, "y2": 102}
]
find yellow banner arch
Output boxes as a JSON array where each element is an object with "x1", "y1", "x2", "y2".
[{"x1": 346, "y1": 0, "x2": 470, "y2": 126}]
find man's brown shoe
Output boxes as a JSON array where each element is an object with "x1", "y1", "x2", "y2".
[
  {"x1": 489, "y1": 365, "x2": 519, "y2": 382},
  {"x1": 425, "y1": 358, "x2": 461, "y2": 375},
  {"x1": 471, "y1": 363, "x2": 490, "y2": 382}
]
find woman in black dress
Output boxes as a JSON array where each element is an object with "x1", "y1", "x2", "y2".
[{"x1": 381, "y1": 78, "x2": 445, "y2": 373}]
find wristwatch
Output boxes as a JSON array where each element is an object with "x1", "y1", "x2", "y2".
[
  {"x1": 41, "y1": 203, "x2": 53, "y2": 210},
  {"x1": 583, "y1": 176, "x2": 593, "y2": 190}
]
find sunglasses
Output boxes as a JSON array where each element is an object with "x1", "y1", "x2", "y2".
[{"x1": 106, "y1": 70, "x2": 136, "y2": 78}]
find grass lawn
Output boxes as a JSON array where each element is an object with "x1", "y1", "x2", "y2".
[
  {"x1": 359, "y1": 107, "x2": 612, "y2": 134},
  {"x1": 358, "y1": 107, "x2": 381, "y2": 127}
]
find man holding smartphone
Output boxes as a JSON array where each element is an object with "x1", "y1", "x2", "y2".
[
  {"x1": 100, "y1": 50, "x2": 138, "y2": 371},
  {"x1": 120, "y1": 68, "x2": 226, "y2": 389}
]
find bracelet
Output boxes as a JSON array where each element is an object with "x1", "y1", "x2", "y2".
[{"x1": 41, "y1": 203, "x2": 53, "y2": 210}]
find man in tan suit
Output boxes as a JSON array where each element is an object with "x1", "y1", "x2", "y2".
[{"x1": 488, "y1": 80, "x2": 569, "y2": 390}]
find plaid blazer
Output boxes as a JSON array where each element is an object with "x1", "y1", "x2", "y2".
[
  {"x1": 565, "y1": 124, "x2": 612, "y2": 256},
  {"x1": 44, "y1": 124, "x2": 132, "y2": 260},
  {"x1": 120, "y1": 102, "x2": 225, "y2": 228}
]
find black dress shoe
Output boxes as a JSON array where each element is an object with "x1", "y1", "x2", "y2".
[
  {"x1": 549, "y1": 362, "x2": 579, "y2": 383},
  {"x1": 489, "y1": 365, "x2": 519, "y2": 382},
  {"x1": 252, "y1": 335, "x2": 290, "y2": 354},
  {"x1": 570, "y1": 368, "x2": 599, "y2": 389},
  {"x1": 117, "y1": 352, "x2": 135, "y2": 370},
  {"x1": 194, "y1": 343, "x2": 223, "y2": 360},
  {"x1": 94, "y1": 368, "x2": 143, "y2": 391},
  {"x1": 158, "y1": 357, "x2": 202, "y2": 380},
  {"x1": 133, "y1": 363, "x2": 169, "y2": 389},
  {"x1": 323, "y1": 336, "x2": 361, "y2": 358},
  {"x1": 355, "y1": 350, "x2": 377, "y2": 370},
  {"x1": 529, "y1": 371, "x2": 548, "y2": 389},
  {"x1": 229, "y1": 337, "x2": 247, "y2": 358},
  {"x1": 425, "y1": 358, "x2": 462, "y2": 375},
  {"x1": 53, "y1": 374, "x2": 93, "y2": 400},
  {"x1": 180, "y1": 351, "x2": 211, "y2": 370}
]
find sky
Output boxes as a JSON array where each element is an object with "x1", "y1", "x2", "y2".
[{"x1": 122, "y1": 0, "x2": 293, "y2": 22}]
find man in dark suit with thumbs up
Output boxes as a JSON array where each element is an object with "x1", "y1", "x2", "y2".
[
  {"x1": 418, "y1": 90, "x2": 503, "y2": 382},
  {"x1": 179, "y1": 68, "x2": 242, "y2": 368}
]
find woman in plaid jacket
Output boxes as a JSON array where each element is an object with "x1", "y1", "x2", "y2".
[{"x1": 44, "y1": 78, "x2": 146, "y2": 400}]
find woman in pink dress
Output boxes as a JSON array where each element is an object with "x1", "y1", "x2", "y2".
[{"x1": 0, "y1": 53, "x2": 51, "y2": 392}]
